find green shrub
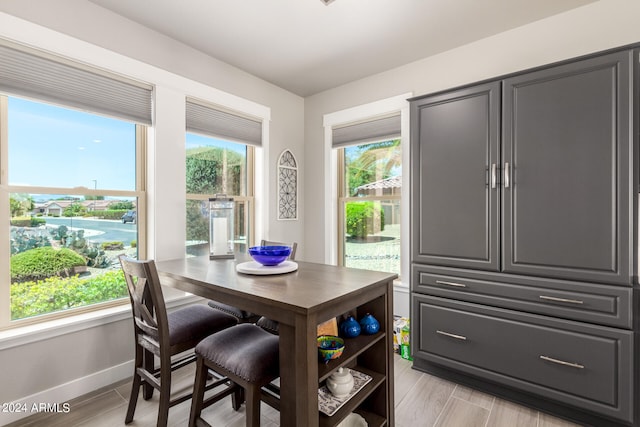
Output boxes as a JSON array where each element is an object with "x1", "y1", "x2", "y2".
[
  {"x1": 10, "y1": 217, "x2": 32, "y2": 227},
  {"x1": 12, "y1": 216, "x2": 46, "y2": 227},
  {"x1": 10, "y1": 270, "x2": 128, "y2": 320},
  {"x1": 101, "y1": 241, "x2": 124, "y2": 250},
  {"x1": 346, "y1": 202, "x2": 385, "y2": 238},
  {"x1": 30, "y1": 217, "x2": 46, "y2": 227},
  {"x1": 10, "y1": 247, "x2": 87, "y2": 282},
  {"x1": 96, "y1": 209, "x2": 130, "y2": 220},
  {"x1": 130, "y1": 240, "x2": 137, "y2": 248}
]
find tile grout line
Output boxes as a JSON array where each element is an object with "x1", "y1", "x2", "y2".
[
  {"x1": 482, "y1": 395, "x2": 496, "y2": 427},
  {"x1": 431, "y1": 383, "x2": 458, "y2": 427}
]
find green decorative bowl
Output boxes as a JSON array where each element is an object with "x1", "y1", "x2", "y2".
[{"x1": 317, "y1": 335, "x2": 345, "y2": 362}]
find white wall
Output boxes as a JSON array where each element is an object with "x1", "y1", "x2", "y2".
[{"x1": 0, "y1": 2, "x2": 304, "y2": 424}]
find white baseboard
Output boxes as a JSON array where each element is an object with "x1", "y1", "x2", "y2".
[
  {"x1": 393, "y1": 283, "x2": 410, "y2": 318},
  {"x1": 0, "y1": 360, "x2": 133, "y2": 426}
]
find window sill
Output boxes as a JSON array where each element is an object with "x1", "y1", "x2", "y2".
[
  {"x1": 394, "y1": 279, "x2": 409, "y2": 290},
  {"x1": 0, "y1": 293, "x2": 203, "y2": 351}
]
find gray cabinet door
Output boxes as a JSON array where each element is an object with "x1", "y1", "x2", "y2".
[
  {"x1": 502, "y1": 51, "x2": 633, "y2": 285},
  {"x1": 411, "y1": 82, "x2": 500, "y2": 271}
]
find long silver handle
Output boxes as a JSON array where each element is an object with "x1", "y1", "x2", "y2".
[
  {"x1": 540, "y1": 355, "x2": 584, "y2": 369},
  {"x1": 436, "y1": 330, "x2": 467, "y2": 341},
  {"x1": 435, "y1": 280, "x2": 467, "y2": 288},
  {"x1": 539, "y1": 295, "x2": 584, "y2": 305},
  {"x1": 504, "y1": 162, "x2": 510, "y2": 188},
  {"x1": 490, "y1": 163, "x2": 497, "y2": 189}
]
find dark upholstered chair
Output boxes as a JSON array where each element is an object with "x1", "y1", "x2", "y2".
[
  {"x1": 119, "y1": 255, "x2": 239, "y2": 427},
  {"x1": 255, "y1": 315, "x2": 279, "y2": 335},
  {"x1": 207, "y1": 240, "x2": 297, "y2": 323},
  {"x1": 189, "y1": 323, "x2": 280, "y2": 427}
]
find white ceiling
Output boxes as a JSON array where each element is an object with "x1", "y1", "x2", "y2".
[{"x1": 88, "y1": 0, "x2": 595, "y2": 97}]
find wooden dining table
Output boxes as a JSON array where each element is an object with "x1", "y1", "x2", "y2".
[{"x1": 155, "y1": 255, "x2": 397, "y2": 427}]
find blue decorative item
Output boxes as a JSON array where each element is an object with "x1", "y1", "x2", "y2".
[
  {"x1": 339, "y1": 315, "x2": 361, "y2": 338},
  {"x1": 317, "y1": 335, "x2": 345, "y2": 363},
  {"x1": 248, "y1": 245, "x2": 291, "y2": 266},
  {"x1": 359, "y1": 313, "x2": 380, "y2": 335}
]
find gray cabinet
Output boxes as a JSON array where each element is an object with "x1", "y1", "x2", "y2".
[
  {"x1": 502, "y1": 51, "x2": 633, "y2": 285},
  {"x1": 410, "y1": 48, "x2": 637, "y2": 426},
  {"x1": 412, "y1": 50, "x2": 633, "y2": 285},
  {"x1": 411, "y1": 82, "x2": 500, "y2": 271}
]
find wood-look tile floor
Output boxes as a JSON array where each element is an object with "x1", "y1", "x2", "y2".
[{"x1": 7, "y1": 355, "x2": 583, "y2": 427}]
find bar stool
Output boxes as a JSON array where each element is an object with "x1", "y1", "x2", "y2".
[
  {"x1": 119, "y1": 255, "x2": 239, "y2": 427},
  {"x1": 189, "y1": 323, "x2": 280, "y2": 427}
]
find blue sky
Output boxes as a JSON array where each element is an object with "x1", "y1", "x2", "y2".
[
  {"x1": 8, "y1": 97, "x2": 136, "y2": 191},
  {"x1": 8, "y1": 96, "x2": 246, "y2": 200}
]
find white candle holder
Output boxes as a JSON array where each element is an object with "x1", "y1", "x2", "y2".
[{"x1": 209, "y1": 194, "x2": 235, "y2": 259}]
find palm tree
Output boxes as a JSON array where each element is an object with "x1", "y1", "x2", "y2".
[{"x1": 347, "y1": 139, "x2": 401, "y2": 196}]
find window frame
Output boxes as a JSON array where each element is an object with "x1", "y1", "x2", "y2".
[
  {"x1": 0, "y1": 94, "x2": 147, "y2": 330},
  {"x1": 185, "y1": 135, "x2": 256, "y2": 250},
  {"x1": 337, "y1": 145, "x2": 402, "y2": 272},
  {"x1": 323, "y1": 93, "x2": 411, "y2": 284}
]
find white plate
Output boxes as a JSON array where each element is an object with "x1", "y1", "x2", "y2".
[{"x1": 236, "y1": 260, "x2": 298, "y2": 275}]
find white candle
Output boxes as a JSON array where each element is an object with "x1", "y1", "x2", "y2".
[{"x1": 212, "y1": 217, "x2": 229, "y2": 255}]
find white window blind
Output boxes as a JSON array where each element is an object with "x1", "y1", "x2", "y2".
[
  {"x1": 0, "y1": 41, "x2": 153, "y2": 125},
  {"x1": 186, "y1": 98, "x2": 262, "y2": 146},
  {"x1": 332, "y1": 113, "x2": 401, "y2": 148}
]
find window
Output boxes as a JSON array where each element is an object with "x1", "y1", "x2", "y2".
[
  {"x1": 185, "y1": 133, "x2": 254, "y2": 255},
  {"x1": 325, "y1": 95, "x2": 409, "y2": 281},
  {"x1": 2, "y1": 96, "x2": 146, "y2": 326},
  {"x1": 338, "y1": 139, "x2": 401, "y2": 276}
]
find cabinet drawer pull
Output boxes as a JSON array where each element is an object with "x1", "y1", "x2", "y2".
[
  {"x1": 490, "y1": 163, "x2": 497, "y2": 189},
  {"x1": 436, "y1": 330, "x2": 467, "y2": 341},
  {"x1": 435, "y1": 280, "x2": 467, "y2": 288},
  {"x1": 504, "y1": 162, "x2": 511, "y2": 188},
  {"x1": 539, "y1": 295, "x2": 584, "y2": 305},
  {"x1": 540, "y1": 355, "x2": 585, "y2": 369}
]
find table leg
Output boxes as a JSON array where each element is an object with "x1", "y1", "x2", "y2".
[{"x1": 279, "y1": 313, "x2": 319, "y2": 427}]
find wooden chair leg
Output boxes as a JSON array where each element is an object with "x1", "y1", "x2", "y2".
[
  {"x1": 143, "y1": 348, "x2": 154, "y2": 400},
  {"x1": 244, "y1": 384, "x2": 261, "y2": 427},
  {"x1": 125, "y1": 345, "x2": 143, "y2": 424},
  {"x1": 189, "y1": 358, "x2": 209, "y2": 427},
  {"x1": 231, "y1": 382, "x2": 242, "y2": 411},
  {"x1": 156, "y1": 355, "x2": 172, "y2": 427},
  {"x1": 124, "y1": 372, "x2": 141, "y2": 424}
]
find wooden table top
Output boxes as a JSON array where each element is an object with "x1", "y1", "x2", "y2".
[{"x1": 156, "y1": 256, "x2": 397, "y2": 316}]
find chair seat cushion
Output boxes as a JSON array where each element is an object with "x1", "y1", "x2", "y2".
[
  {"x1": 255, "y1": 316, "x2": 279, "y2": 335},
  {"x1": 207, "y1": 300, "x2": 257, "y2": 320},
  {"x1": 168, "y1": 304, "x2": 237, "y2": 346},
  {"x1": 196, "y1": 323, "x2": 279, "y2": 384}
]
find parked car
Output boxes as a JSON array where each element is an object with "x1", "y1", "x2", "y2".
[{"x1": 121, "y1": 210, "x2": 136, "y2": 224}]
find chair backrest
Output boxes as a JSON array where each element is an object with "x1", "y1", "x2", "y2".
[
  {"x1": 260, "y1": 239, "x2": 297, "y2": 261},
  {"x1": 119, "y1": 255, "x2": 170, "y2": 355}
]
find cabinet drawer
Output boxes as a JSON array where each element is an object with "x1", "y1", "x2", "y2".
[
  {"x1": 412, "y1": 265, "x2": 632, "y2": 328},
  {"x1": 413, "y1": 295, "x2": 633, "y2": 422}
]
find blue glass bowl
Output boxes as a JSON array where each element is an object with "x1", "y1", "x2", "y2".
[{"x1": 248, "y1": 245, "x2": 291, "y2": 266}]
